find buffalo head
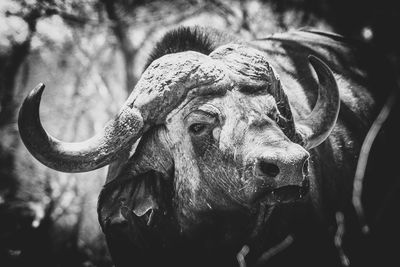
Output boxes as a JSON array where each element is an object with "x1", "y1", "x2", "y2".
[{"x1": 18, "y1": 42, "x2": 339, "y2": 260}]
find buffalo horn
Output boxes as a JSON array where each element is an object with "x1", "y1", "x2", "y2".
[
  {"x1": 18, "y1": 83, "x2": 144, "y2": 173},
  {"x1": 297, "y1": 55, "x2": 340, "y2": 149}
]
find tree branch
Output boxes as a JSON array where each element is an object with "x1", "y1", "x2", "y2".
[
  {"x1": 255, "y1": 235, "x2": 294, "y2": 265},
  {"x1": 102, "y1": 0, "x2": 137, "y2": 92},
  {"x1": 352, "y1": 89, "x2": 398, "y2": 234}
]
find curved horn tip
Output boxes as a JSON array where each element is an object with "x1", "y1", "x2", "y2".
[
  {"x1": 31, "y1": 83, "x2": 45, "y2": 94},
  {"x1": 308, "y1": 55, "x2": 335, "y2": 84},
  {"x1": 19, "y1": 83, "x2": 46, "y2": 124},
  {"x1": 308, "y1": 54, "x2": 325, "y2": 66},
  {"x1": 23, "y1": 83, "x2": 46, "y2": 107},
  {"x1": 298, "y1": 55, "x2": 340, "y2": 150},
  {"x1": 30, "y1": 83, "x2": 46, "y2": 99}
]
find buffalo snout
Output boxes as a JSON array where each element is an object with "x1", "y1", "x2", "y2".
[{"x1": 250, "y1": 143, "x2": 310, "y2": 204}]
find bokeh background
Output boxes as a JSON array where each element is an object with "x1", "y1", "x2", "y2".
[{"x1": 0, "y1": 0, "x2": 399, "y2": 266}]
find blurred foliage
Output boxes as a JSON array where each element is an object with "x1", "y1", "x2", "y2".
[{"x1": 0, "y1": 0, "x2": 398, "y2": 267}]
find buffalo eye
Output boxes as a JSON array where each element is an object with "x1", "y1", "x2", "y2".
[
  {"x1": 271, "y1": 110, "x2": 280, "y2": 123},
  {"x1": 275, "y1": 114, "x2": 280, "y2": 124},
  {"x1": 189, "y1": 123, "x2": 208, "y2": 135},
  {"x1": 273, "y1": 111, "x2": 287, "y2": 125}
]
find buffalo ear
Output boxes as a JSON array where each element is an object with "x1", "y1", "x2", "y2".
[
  {"x1": 98, "y1": 126, "x2": 176, "y2": 252},
  {"x1": 99, "y1": 171, "x2": 178, "y2": 266},
  {"x1": 296, "y1": 55, "x2": 340, "y2": 149},
  {"x1": 123, "y1": 172, "x2": 175, "y2": 248}
]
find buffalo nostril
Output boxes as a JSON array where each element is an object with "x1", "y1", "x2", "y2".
[{"x1": 258, "y1": 161, "x2": 280, "y2": 177}]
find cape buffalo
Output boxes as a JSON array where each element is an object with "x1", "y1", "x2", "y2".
[{"x1": 18, "y1": 27, "x2": 394, "y2": 266}]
